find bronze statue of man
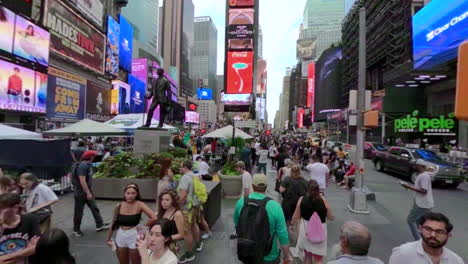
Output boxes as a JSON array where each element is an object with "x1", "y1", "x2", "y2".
[{"x1": 144, "y1": 68, "x2": 171, "y2": 128}]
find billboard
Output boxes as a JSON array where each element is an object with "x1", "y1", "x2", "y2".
[
  {"x1": 0, "y1": 59, "x2": 47, "y2": 113},
  {"x1": 0, "y1": 6, "x2": 15, "y2": 54},
  {"x1": 13, "y1": 15, "x2": 50, "y2": 66},
  {"x1": 413, "y1": 0, "x2": 468, "y2": 70},
  {"x1": 105, "y1": 16, "x2": 119, "y2": 76},
  {"x1": 297, "y1": 38, "x2": 317, "y2": 61},
  {"x1": 229, "y1": 8, "x2": 254, "y2": 24},
  {"x1": 128, "y1": 75, "x2": 145, "y2": 113},
  {"x1": 256, "y1": 97, "x2": 266, "y2": 120},
  {"x1": 229, "y1": 0, "x2": 255, "y2": 8},
  {"x1": 197, "y1": 88, "x2": 213, "y2": 100},
  {"x1": 185, "y1": 111, "x2": 200, "y2": 124},
  {"x1": 119, "y1": 15, "x2": 133, "y2": 72},
  {"x1": 69, "y1": 0, "x2": 104, "y2": 27},
  {"x1": 227, "y1": 24, "x2": 254, "y2": 39},
  {"x1": 46, "y1": 0, "x2": 105, "y2": 74},
  {"x1": 297, "y1": 107, "x2": 305, "y2": 128},
  {"x1": 226, "y1": 51, "x2": 253, "y2": 94},
  {"x1": 221, "y1": 93, "x2": 251, "y2": 105},
  {"x1": 86, "y1": 81, "x2": 110, "y2": 115},
  {"x1": 307, "y1": 63, "x2": 316, "y2": 122},
  {"x1": 256, "y1": 59, "x2": 267, "y2": 94},
  {"x1": 110, "y1": 87, "x2": 119, "y2": 115},
  {"x1": 46, "y1": 67, "x2": 86, "y2": 121},
  {"x1": 112, "y1": 80, "x2": 131, "y2": 114}
]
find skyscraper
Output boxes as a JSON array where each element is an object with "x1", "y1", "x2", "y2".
[
  {"x1": 191, "y1": 17, "x2": 218, "y2": 95},
  {"x1": 121, "y1": 0, "x2": 160, "y2": 60},
  {"x1": 302, "y1": 0, "x2": 344, "y2": 60}
]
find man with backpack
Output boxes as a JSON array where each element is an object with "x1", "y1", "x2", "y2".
[
  {"x1": 178, "y1": 160, "x2": 204, "y2": 263},
  {"x1": 233, "y1": 173, "x2": 292, "y2": 264}
]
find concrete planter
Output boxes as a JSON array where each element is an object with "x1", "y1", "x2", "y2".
[
  {"x1": 93, "y1": 178, "x2": 159, "y2": 201},
  {"x1": 218, "y1": 170, "x2": 242, "y2": 198}
]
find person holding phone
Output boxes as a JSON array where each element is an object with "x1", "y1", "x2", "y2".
[
  {"x1": 137, "y1": 219, "x2": 178, "y2": 264},
  {"x1": 106, "y1": 184, "x2": 156, "y2": 264}
]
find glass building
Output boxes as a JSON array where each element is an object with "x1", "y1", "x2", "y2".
[{"x1": 302, "y1": 0, "x2": 345, "y2": 60}]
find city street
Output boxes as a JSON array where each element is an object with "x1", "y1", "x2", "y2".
[{"x1": 51, "y1": 158, "x2": 468, "y2": 263}]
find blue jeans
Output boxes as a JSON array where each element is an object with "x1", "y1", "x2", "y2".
[
  {"x1": 407, "y1": 202, "x2": 431, "y2": 240},
  {"x1": 257, "y1": 163, "x2": 267, "y2": 174}
]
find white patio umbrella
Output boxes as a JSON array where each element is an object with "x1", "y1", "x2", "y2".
[
  {"x1": 42, "y1": 119, "x2": 127, "y2": 136},
  {"x1": 202, "y1": 125, "x2": 253, "y2": 139},
  {"x1": 0, "y1": 124, "x2": 42, "y2": 139}
]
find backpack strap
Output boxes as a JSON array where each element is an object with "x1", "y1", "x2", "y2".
[{"x1": 245, "y1": 196, "x2": 271, "y2": 208}]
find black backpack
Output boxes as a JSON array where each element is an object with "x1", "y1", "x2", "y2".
[{"x1": 236, "y1": 197, "x2": 273, "y2": 264}]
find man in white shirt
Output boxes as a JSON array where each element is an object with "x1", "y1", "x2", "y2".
[
  {"x1": 389, "y1": 212, "x2": 464, "y2": 264},
  {"x1": 256, "y1": 144, "x2": 269, "y2": 174},
  {"x1": 306, "y1": 154, "x2": 330, "y2": 191},
  {"x1": 400, "y1": 162, "x2": 434, "y2": 240},
  {"x1": 236, "y1": 161, "x2": 253, "y2": 197}
]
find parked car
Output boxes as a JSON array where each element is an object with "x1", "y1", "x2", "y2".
[
  {"x1": 364, "y1": 142, "x2": 389, "y2": 159},
  {"x1": 373, "y1": 147, "x2": 464, "y2": 188}
]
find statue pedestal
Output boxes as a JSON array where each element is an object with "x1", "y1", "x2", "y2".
[{"x1": 134, "y1": 128, "x2": 171, "y2": 155}]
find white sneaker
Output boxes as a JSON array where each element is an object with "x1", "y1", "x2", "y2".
[{"x1": 201, "y1": 232, "x2": 212, "y2": 240}]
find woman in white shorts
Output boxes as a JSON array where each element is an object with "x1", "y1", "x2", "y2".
[{"x1": 106, "y1": 184, "x2": 156, "y2": 264}]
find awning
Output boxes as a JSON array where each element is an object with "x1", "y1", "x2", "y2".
[{"x1": 43, "y1": 119, "x2": 127, "y2": 136}]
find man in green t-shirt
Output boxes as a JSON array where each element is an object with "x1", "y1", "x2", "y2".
[{"x1": 233, "y1": 174, "x2": 292, "y2": 264}]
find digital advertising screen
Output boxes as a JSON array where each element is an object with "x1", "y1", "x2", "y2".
[
  {"x1": 297, "y1": 108, "x2": 305, "y2": 128},
  {"x1": 307, "y1": 62, "x2": 315, "y2": 113},
  {"x1": 128, "y1": 74, "x2": 145, "y2": 113},
  {"x1": 226, "y1": 51, "x2": 253, "y2": 94},
  {"x1": 221, "y1": 92, "x2": 251, "y2": 105},
  {"x1": 185, "y1": 111, "x2": 200, "y2": 124},
  {"x1": 119, "y1": 15, "x2": 133, "y2": 72},
  {"x1": 86, "y1": 81, "x2": 110, "y2": 115},
  {"x1": 46, "y1": 67, "x2": 86, "y2": 120},
  {"x1": 196, "y1": 88, "x2": 213, "y2": 100},
  {"x1": 105, "y1": 16, "x2": 120, "y2": 76},
  {"x1": 229, "y1": 0, "x2": 255, "y2": 8},
  {"x1": 413, "y1": 0, "x2": 468, "y2": 70},
  {"x1": 13, "y1": 15, "x2": 50, "y2": 66},
  {"x1": 110, "y1": 87, "x2": 119, "y2": 115},
  {"x1": 256, "y1": 59, "x2": 267, "y2": 94},
  {"x1": 0, "y1": 6, "x2": 15, "y2": 54},
  {"x1": 229, "y1": 8, "x2": 254, "y2": 24},
  {"x1": 256, "y1": 97, "x2": 265, "y2": 120},
  {"x1": 112, "y1": 80, "x2": 130, "y2": 114},
  {"x1": 46, "y1": 0, "x2": 105, "y2": 73},
  {"x1": 0, "y1": 59, "x2": 46, "y2": 113},
  {"x1": 227, "y1": 24, "x2": 254, "y2": 39}
]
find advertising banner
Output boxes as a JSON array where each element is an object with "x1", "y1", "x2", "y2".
[
  {"x1": 297, "y1": 38, "x2": 317, "y2": 61},
  {"x1": 110, "y1": 87, "x2": 119, "y2": 115},
  {"x1": 132, "y1": 58, "x2": 147, "y2": 83},
  {"x1": 256, "y1": 59, "x2": 267, "y2": 94},
  {"x1": 0, "y1": 6, "x2": 15, "y2": 54},
  {"x1": 256, "y1": 97, "x2": 266, "y2": 120},
  {"x1": 105, "y1": 16, "x2": 119, "y2": 76},
  {"x1": 229, "y1": 8, "x2": 254, "y2": 24},
  {"x1": 0, "y1": 59, "x2": 47, "y2": 113},
  {"x1": 393, "y1": 110, "x2": 457, "y2": 136},
  {"x1": 185, "y1": 111, "x2": 200, "y2": 124},
  {"x1": 46, "y1": 0, "x2": 105, "y2": 74},
  {"x1": 221, "y1": 93, "x2": 251, "y2": 105},
  {"x1": 86, "y1": 81, "x2": 110, "y2": 115},
  {"x1": 413, "y1": 0, "x2": 468, "y2": 69},
  {"x1": 229, "y1": 0, "x2": 255, "y2": 8},
  {"x1": 111, "y1": 80, "x2": 131, "y2": 114},
  {"x1": 119, "y1": 15, "x2": 133, "y2": 72},
  {"x1": 297, "y1": 108, "x2": 305, "y2": 128},
  {"x1": 46, "y1": 67, "x2": 85, "y2": 121},
  {"x1": 307, "y1": 63, "x2": 316, "y2": 122},
  {"x1": 128, "y1": 75, "x2": 145, "y2": 113},
  {"x1": 196, "y1": 88, "x2": 213, "y2": 100},
  {"x1": 227, "y1": 51, "x2": 253, "y2": 94},
  {"x1": 69, "y1": 0, "x2": 104, "y2": 27},
  {"x1": 227, "y1": 24, "x2": 254, "y2": 39},
  {"x1": 13, "y1": 15, "x2": 50, "y2": 66}
]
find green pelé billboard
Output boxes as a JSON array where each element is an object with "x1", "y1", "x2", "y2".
[{"x1": 394, "y1": 110, "x2": 457, "y2": 136}]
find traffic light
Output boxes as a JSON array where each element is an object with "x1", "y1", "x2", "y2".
[
  {"x1": 456, "y1": 41, "x2": 468, "y2": 121},
  {"x1": 364, "y1": 110, "x2": 379, "y2": 128}
]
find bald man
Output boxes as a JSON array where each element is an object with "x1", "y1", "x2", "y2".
[{"x1": 327, "y1": 221, "x2": 383, "y2": 264}]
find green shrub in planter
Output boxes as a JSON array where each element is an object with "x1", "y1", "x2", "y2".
[
  {"x1": 221, "y1": 161, "x2": 241, "y2": 176},
  {"x1": 170, "y1": 147, "x2": 188, "y2": 158},
  {"x1": 95, "y1": 152, "x2": 139, "y2": 179}
]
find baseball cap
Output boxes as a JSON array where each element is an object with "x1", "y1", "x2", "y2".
[
  {"x1": 235, "y1": 161, "x2": 245, "y2": 168},
  {"x1": 252, "y1": 174, "x2": 267, "y2": 187}
]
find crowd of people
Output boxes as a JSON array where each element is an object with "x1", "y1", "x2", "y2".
[{"x1": 0, "y1": 132, "x2": 465, "y2": 264}]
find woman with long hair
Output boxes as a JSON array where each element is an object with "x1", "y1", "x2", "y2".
[
  {"x1": 292, "y1": 180, "x2": 334, "y2": 264},
  {"x1": 279, "y1": 164, "x2": 308, "y2": 223},
  {"x1": 157, "y1": 159, "x2": 174, "y2": 208},
  {"x1": 0, "y1": 175, "x2": 15, "y2": 194},
  {"x1": 156, "y1": 190, "x2": 185, "y2": 254},
  {"x1": 106, "y1": 184, "x2": 156, "y2": 264},
  {"x1": 19, "y1": 172, "x2": 59, "y2": 233},
  {"x1": 136, "y1": 219, "x2": 178, "y2": 264},
  {"x1": 35, "y1": 228, "x2": 76, "y2": 264},
  {"x1": 275, "y1": 158, "x2": 292, "y2": 193}
]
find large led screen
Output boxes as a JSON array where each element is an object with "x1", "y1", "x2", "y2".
[
  {"x1": 13, "y1": 15, "x2": 50, "y2": 66},
  {"x1": 119, "y1": 15, "x2": 133, "y2": 72},
  {"x1": 256, "y1": 59, "x2": 267, "y2": 94},
  {"x1": 229, "y1": 0, "x2": 255, "y2": 8},
  {"x1": 0, "y1": 59, "x2": 46, "y2": 113},
  {"x1": 413, "y1": 0, "x2": 468, "y2": 70},
  {"x1": 197, "y1": 88, "x2": 213, "y2": 100},
  {"x1": 221, "y1": 92, "x2": 251, "y2": 105},
  {"x1": 226, "y1": 51, "x2": 253, "y2": 94},
  {"x1": 105, "y1": 16, "x2": 119, "y2": 76},
  {"x1": 128, "y1": 75, "x2": 145, "y2": 113},
  {"x1": 185, "y1": 111, "x2": 200, "y2": 124},
  {"x1": 0, "y1": 6, "x2": 15, "y2": 54}
]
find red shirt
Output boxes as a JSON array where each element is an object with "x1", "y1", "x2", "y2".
[
  {"x1": 345, "y1": 165, "x2": 356, "y2": 177},
  {"x1": 211, "y1": 141, "x2": 217, "y2": 153},
  {"x1": 7, "y1": 75, "x2": 22, "y2": 95}
]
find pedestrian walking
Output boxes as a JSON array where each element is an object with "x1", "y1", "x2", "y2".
[
  {"x1": 234, "y1": 174, "x2": 292, "y2": 264},
  {"x1": 269, "y1": 144, "x2": 278, "y2": 168},
  {"x1": 236, "y1": 161, "x2": 253, "y2": 198},
  {"x1": 136, "y1": 219, "x2": 178, "y2": 264},
  {"x1": 305, "y1": 154, "x2": 330, "y2": 191},
  {"x1": 72, "y1": 151, "x2": 110, "y2": 237},
  {"x1": 400, "y1": 162, "x2": 434, "y2": 240},
  {"x1": 19, "y1": 172, "x2": 59, "y2": 234},
  {"x1": 177, "y1": 161, "x2": 202, "y2": 263},
  {"x1": 106, "y1": 184, "x2": 156, "y2": 264},
  {"x1": 389, "y1": 212, "x2": 464, "y2": 264},
  {"x1": 35, "y1": 228, "x2": 76, "y2": 264},
  {"x1": 275, "y1": 158, "x2": 292, "y2": 193},
  {"x1": 256, "y1": 144, "x2": 269, "y2": 174},
  {"x1": 276, "y1": 147, "x2": 290, "y2": 172},
  {"x1": 279, "y1": 164, "x2": 308, "y2": 223},
  {"x1": 327, "y1": 221, "x2": 383, "y2": 264},
  {"x1": 291, "y1": 180, "x2": 334, "y2": 264}
]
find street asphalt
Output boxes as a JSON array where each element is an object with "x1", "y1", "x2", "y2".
[{"x1": 50, "y1": 158, "x2": 468, "y2": 263}]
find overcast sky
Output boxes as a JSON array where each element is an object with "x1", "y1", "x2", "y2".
[{"x1": 192, "y1": 0, "x2": 307, "y2": 124}]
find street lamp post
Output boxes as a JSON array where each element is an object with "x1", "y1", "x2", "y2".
[{"x1": 348, "y1": 7, "x2": 370, "y2": 214}]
